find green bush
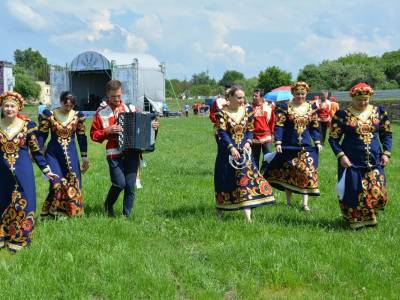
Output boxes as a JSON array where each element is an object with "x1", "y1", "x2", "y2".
[{"x1": 14, "y1": 73, "x2": 41, "y2": 100}]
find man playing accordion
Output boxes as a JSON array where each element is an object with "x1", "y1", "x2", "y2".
[{"x1": 90, "y1": 80, "x2": 159, "y2": 217}]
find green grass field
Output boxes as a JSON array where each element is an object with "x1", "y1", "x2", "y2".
[{"x1": 1, "y1": 111, "x2": 399, "y2": 299}]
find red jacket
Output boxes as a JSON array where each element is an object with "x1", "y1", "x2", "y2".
[
  {"x1": 252, "y1": 102, "x2": 275, "y2": 144},
  {"x1": 90, "y1": 102, "x2": 137, "y2": 159},
  {"x1": 315, "y1": 99, "x2": 334, "y2": 123}
]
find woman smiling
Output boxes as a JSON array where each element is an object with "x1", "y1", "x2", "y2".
[{"x1": 0, "y1": 92, "x2": 57, "y2": 251}]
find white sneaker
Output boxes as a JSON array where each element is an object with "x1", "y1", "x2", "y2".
[{"x1": 136, "y1": 179, "x2": 143, "y2": 189}]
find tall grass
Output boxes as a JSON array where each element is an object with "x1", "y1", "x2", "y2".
[{"x1": 0, "y1": 113, "x2": 398, "y2": 299}]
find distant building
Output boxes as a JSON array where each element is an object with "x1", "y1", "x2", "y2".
[
  {"x1": 0, "y1": 61, "x2": 15, "y2": 94},
  {"x1": 36, "y1": 81, "x2": 51, "y2": 105}
]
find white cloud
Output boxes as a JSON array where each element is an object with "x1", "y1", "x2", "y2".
[
  {"x1": 2, "y1": 0, "x2": 400, "y2": 79},
  {"x1": 135, "y1": 14, "x2": 163, "y2": 42},
  {"x1": 192, "y1": 9, "x2": 247, "y2": 64},
  {"x1": 89, "y1": 9, "x2": 114, "y2": 32},
  {"x1": 48, "y1": 8, "x2": 148, "y2": 54},
  {"x1": 6, "y1": 0, "x2": 47, "y2": 30},
  {"x1": 297, "y1": 33, "x2": 393, "y2": 61},
  {"x1": 115, "y1": 25, "x2": 148, "y2": 53},
  {"x1": 49, "y1": 8, "x2": 115, "y2": 42},
  {"x1": 194, "y1": 40, "x2": 246, "y2": 65},
  {"x1": 98, "y1": 48, "x2": 160, "y2": 67},
  {"x1": 125, "y1": 32, "x2": 149, "y2": 52}
]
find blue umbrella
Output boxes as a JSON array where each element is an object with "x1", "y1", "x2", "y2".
[{"x1": 264, "y1": 90, "x2": 293, "y2": 102}]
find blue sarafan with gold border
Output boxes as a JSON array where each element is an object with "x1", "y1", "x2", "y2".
[
  {"x1": 214, "y1": 105, "x2": 275, "y2": 211},
  {"x1": 274, "y1": 101, "x2": 320, "y2": 147},
  {"x1": 263, "y1": 101, "x2": 321, "y2": 195},
  {"x1": 328, "y1": 105, "x2": 392, "y2": 229},
  {"x1": 37, "y1": 108, "x2": 87, "y2": 217},
  {"x1": 0, "y1": 118, "x2": 50, "y2": 252}
]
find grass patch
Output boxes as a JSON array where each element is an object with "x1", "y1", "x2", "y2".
[{"x1": 1, "y1": 113, "x2": 399, "y2": 299}]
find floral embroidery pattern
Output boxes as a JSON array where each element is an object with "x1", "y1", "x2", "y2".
[
  {"x1": 216, "y1": 161, "x2": 274, "y2": 209},
  {"x1": 340, "y1": 169, "x2": 387, "y2": 226},
  {"x1": 0, "y1": 120, "x2": 44, "y2": 251},
  {"x1": 0, "y1": 191, "x2": 35, "y2": 251},
  {"x1": 215, "y1": 106, "x2": 274, "y2": 210},
  {"x1": 40, "y1": 110, "x2": 85, "y2": 217},
  {"x1": 286, "y1": 102, "x2": 318, "y2": 144},
  {"x1": 216, "y1": 108, "x2": 253, "y2": 146},
  {"x1": 343, "y1": 106, "x2": 386, "y2": 166},
  {"x1": 0, "y1": 128, "x2": 25, "y2": 171},
  {"x1": 42, "y1": 173, "x2": 84, "y2": 217},
  {"x1": 267, "y1": 150, "x2": 319, "y2": 192}
]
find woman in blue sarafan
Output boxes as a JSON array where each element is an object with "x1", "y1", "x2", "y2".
[
  {"x1": 263, "y1": 82, "x2": 322, "y2": 211},
  {"x1": 0, "y1": 92, "x2": 57, "y2": 252},
  {"x1": 214, "y1": 86, "x2": 275, "y2": 222},
  {"x1": 328, "y1": 83, "x2": 392, "y2": 230},
  {"x1": 38, "y1": 91, "x2": 89, "y2": 217}
]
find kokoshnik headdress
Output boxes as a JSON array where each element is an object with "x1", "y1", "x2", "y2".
[
  {"x1": 291, "y1": 81, "x2": 310, "y2": 94},
  {"x1": 0, "y1": 91, "x2": 25, "y2": 110},
  {"x1": 349, "y1": 83, "x2": 374, "y2": 98}
]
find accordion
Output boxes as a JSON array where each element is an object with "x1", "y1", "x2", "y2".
[{"x1": 117, "y1": 112, "x2": 156, "y2": 152}]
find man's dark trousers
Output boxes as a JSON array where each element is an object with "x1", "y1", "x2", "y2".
[{"x1": 105, "y1": 151, "x2": 139, "y2": 217}]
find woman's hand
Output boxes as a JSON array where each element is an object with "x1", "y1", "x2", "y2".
[
  {"x1": 317, "y1": 144, "x2": 323, "y2": 152},
  {"x1": 381, "y1": 154, "x2": 390, "y2": 167},
  {"x1": 81, "y1": 157, "x2": 90, "y2": 173},
  {"x1": 45, "y1": 171, "x2": 59, "y2": 181},
  {"x1": 276, "y1": 144, "x2": 282, "y2": 153},
  {"x1": 243, "y1": 142, "x2": 251, "y2": 150},
  {"x1": 230, "y1": 147, "x2": 240, "y2": 161},
  {"x1": 340, "y1": 155, "x2": 352, "y2": 168}
]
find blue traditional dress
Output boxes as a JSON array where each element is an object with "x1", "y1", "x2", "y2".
[
  {"x1": 0, "y1": 118, "x2": 50, "y2": 251},
  {"x1": 328, "y1": 105, "x2": 392, "y2": 229},
  {"x1": 263, "y1": 101, "x2": 321, "y2": 195},
  {"x1": 214, "y1": 105, "x2": 275, "y2": 210},
  {"x1": 38, "y1": 108, "x2": 87, "y2": 217}
]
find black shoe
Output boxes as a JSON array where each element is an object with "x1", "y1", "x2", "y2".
[{"x1": 104, "y1": 200, "x2": 115, "y2": 217}]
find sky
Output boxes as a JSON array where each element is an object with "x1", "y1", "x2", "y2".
[{"x1": 1, "y1": 0, "x2": 399, "y2": 80}]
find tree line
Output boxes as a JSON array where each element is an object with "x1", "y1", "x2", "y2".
[
  {"x1": 167, "y1": 50, "x2": 400, "y2": 98},
  {"x1": 9, "y1": 48, "x2": 400, "y2": 100}
]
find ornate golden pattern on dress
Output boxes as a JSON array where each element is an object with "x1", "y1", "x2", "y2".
[
  {"x1": 286, "y1": 102, "x2": 317, "y2": 144},
  {"x1": 0, "y1": 119, "x2": 47, "y2": 251},
  {"x1": 39, "y1": 109, "x2": 85, "y2": 217},
  {"x1": 214, "y1": 106, "x2": 274, "y2": 210},
  {"x1": 0, "y1": 121, "x2": 40, "y2": 171},
  {"x1": 267, "y1": 150, "x2": 319, "y2": 194},
  {"x1": 328, "y1": 105, "x2": 392, "y2": 229},
  {"x1": 0, "y1": 191, "x2": 35, "y2": 251}
]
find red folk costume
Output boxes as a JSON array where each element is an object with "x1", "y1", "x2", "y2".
[
  {"x1": 252, "y1": 102, "x2": 275, "y2": 145},
  {"x1": 314, "y1": 97, "x2": 339, "y2": 144},
  {"x1": 315, "y1": 99, "x2": 334, "y2": 124},
  {"x1": 90, "y1": 102, "x2": 137, "y2": 159},
  {"x1": 330, "y1": 96, "x2": 340, "y2": 117}
]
